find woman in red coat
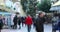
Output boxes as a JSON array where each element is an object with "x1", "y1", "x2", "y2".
[{"x1": 25, "y1": 15, "x2": 33, "y2": 32}]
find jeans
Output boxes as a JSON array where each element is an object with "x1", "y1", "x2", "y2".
[{"x1": 27, "y1": 25, "x2": 31, "y2": 32}]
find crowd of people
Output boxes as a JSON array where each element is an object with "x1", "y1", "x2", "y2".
[
  {"x1": 0, "y1": 12, "x2": 60, "y2": 32},
  {"x1": 12, "y1": 12, "x2": 46, "y2": 32},
  {"x1": 52, "y1": 12, "x2": 60, "y2": 32},
  {"x1": 0, "y1": 12, "x2": 46, "y2": 32}
]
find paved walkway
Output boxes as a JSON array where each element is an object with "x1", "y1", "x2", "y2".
[{"x1": 1, "y1": 24, "x2": 53, "y2": 32}]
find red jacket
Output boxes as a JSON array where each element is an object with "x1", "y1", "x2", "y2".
[{"x1": 25, "y1": 16, "x2": 32, "y2": 25}]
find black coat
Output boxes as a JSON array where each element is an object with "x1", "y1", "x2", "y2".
[
  {"x1": 18, "y1": 17, "x2": 22, "y2": 25},
  {"x1": 0, "y1": 19, "x2": 3, "y2": 29},
  {"x1": 13, "y1": 16, "x2": 21, "y2": 25},
  {"x1": 35, "y1": 16, "x2": 45, "y2": 32},
  {"x1": 13, "y1": 16, "x2": 18, "y2": 25},
  {"x1": 21, "y1": 17, "x2": 25, "y2": 23}
]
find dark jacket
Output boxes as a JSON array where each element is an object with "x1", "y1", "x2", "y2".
[
  {"x1": 13, "y1": 16, "x2": 18, "y2": 24},
  {"x1": 21, "y1": 17, "x2": 25, "y2": 23},
  {"x1": 35, "y1": 16, "x2": 45, "y2": 32},
  {"x1": 17, "y1": 17, "x2": 22, "y2": 25},
  {"x1": 0, "y1": 19, "x2": 3, "y2": 29}
]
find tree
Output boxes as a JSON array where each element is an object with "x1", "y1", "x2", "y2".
[
  {"x1": 21, "y1": 0, "x2": 28, "y2": 12},
  {"x1": 37, "y1": 0, "x2": 51, "y2": 13},
  {"x1": 21, "y1": 0, "x2": 38, "y2": 16}
]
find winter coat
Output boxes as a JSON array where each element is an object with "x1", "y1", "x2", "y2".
[
  {"x1": 17, "y1": 17, "x2": 21, "y2": 25},
  {"x1": 13, "y1": 16, "x2": 18, "y2": 25},
  {"x1": 35, "y1": 16, "x2": 45, "y2": 32},
  {"x1": 25, "y1": 16, "x2": 33, "y2": 25},
  {"x1": 0, "y1": 19, "x2": 3, "y2": 29},
  {"x1": 21, "y1": 17, "x2": 25, "y2": 23}
]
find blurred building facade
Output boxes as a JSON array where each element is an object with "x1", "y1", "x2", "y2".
[
  {"x1": 0, "y1": 0, "x2": 26, "y2": 16},
  {"x1": 50, "y1": 0, "x2": 60, "y2": 12},
  {"x1": 0, "y1": 0, "x2": 5, "y2": 10}
]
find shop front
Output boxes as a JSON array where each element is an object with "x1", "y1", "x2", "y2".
[{"x1": 0, "y1": 12, "x2": 12, "y2": 26}]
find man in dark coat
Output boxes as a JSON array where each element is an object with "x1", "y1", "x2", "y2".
[
  {"x1": 35, "y1": 12, "x2": 46, "y2": 32},
  {"x1": 13, "y1": 15, "x2": 18, "y2": 29},
  {"x1": 17, "y1": 16, "x2": 22, "y2": 29},
  {"x1": 21, "y1": 17, "x2": 25, "y2": 27},
  {"x1": 0, "y1": 16, "x2": 3, "y2": 32}
]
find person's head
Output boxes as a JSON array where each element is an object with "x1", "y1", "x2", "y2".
[
  {"x1": 15, "y1": 12, "x2": 20, "y2": 16},
  {"x1": 38, "y1": 12, "x2": 45, "y2": 17}
]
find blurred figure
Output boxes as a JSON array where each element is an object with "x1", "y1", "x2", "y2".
[
  {"x1": 25, "y1": 15, "x2": 33, "y2": 32},
  {"x1": 17, "y1": 15, "x2": 21, "y2": 29},
  {"x1": 32, "y1": 16, "x2": 36, "y2": 28},
  {"x1": 21, "y1": 17, "x2": 25, "y2": 27},
  {"x1": 13, "y1": 12, "x2": 19, "y2": 29},
  {"x1": 57, "y1": 13, "x2": 60, "y2": 32},
  {"x1": 52, "y1": 12, "x2": 59, "y2": 32},
  {"x1": 13, "y1": 14, "x2": 18, "y2": 29},
  {"x1": 35, "y1": 12, "x2": 46, "y2": 32},
  {"x1": 0, "y1": 15, "x2": 3, "y2": 32}
]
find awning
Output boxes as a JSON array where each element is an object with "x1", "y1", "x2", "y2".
[
  {"x1": 50, "y1": 1, "x2": 60, "y2": 11},
  {"x1": 52, "y1": 1, "x2": 60, "y2": 6},
  {"x1": 0, "y1": 12, "x2": 11, "y2": 15},
  {"x1": 50, "y1": 6, "x2": 60, "y2": 11}
]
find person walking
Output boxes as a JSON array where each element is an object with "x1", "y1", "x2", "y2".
[
  {"x1": 35, "y1": 12, "x2": 46, "y2": 32},
  {"x1": 13, "y1": 12, "x2": 19, "y2": 29},
  {"x1": 21, "y1": 17, "x2": 25, "y2": 27},
  {"x1": 13, "y1": 15, "x2": 18, "y2": 29},
  {"x1": 0, "y1": 16, "x2": 3, "y2": 32},
  {"x1": 52, "y1": 12, "x2": 59, "y2": 32},
  {"x1": 25, "y1": 15, "x2": 33, "y2": 32},
  {"x1": 32, "y1": 16, "x2": 36, "y2": 28},
  {"x1": 17, "y1": 15, "x2": 21, "y2": 29}
]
